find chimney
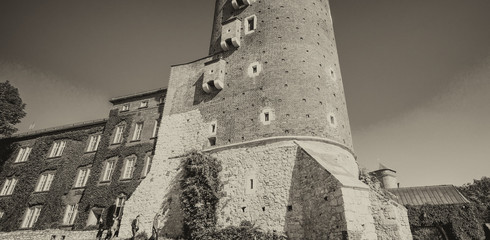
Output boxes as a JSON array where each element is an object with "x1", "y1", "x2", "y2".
[{"x1": 372, "y1": 168, "x2": 398, "y2": 189}]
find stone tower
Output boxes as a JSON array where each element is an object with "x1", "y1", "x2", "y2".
[{"x1": 120, "y1": 0, "x2": 412, "y2": 239}]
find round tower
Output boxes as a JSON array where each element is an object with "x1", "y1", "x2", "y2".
[{"x1": 206, "y1": 0, "x2": 353, "y2": 150}]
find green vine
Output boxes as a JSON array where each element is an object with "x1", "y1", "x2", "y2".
[{"x1": 179, "y1": 151, "x2": 287, "y2": 240}]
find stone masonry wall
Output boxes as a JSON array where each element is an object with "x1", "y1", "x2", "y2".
[
  {"x1": 0, "y1": 230, "x2": 97, "y2": 240},
  {"x1": 369, "y1": 191, "x2": 413, "y2": 240}
]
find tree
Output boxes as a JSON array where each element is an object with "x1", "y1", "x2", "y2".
[
  {"x1": 0, "y1": 81, "x2": 26, "y2": 137},
  {"x1": 458, "y1": 177, "x2": 490, "y2": 222}
]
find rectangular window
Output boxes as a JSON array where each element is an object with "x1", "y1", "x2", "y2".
[
  {"x1": 35, "y1": 173, "x2": 55, "y2": 192},
  {"x1": 49, "y1": 141, "x2": 66, "y2": 158},
  {"x1": 132, "y1": 123, "x2": 144, "y2": 141},
  {"x1": 244, "y1": 15, "x2": 257, "y2": 34},
  {"x1": 74, "y1": 168, "x2": 91, "y2": 188},
  {"x1": 139, "y1": 100, "x2": 149, "y2": 108},
  {"x1": 21, "y1": 206, "x2": 42, "y2": 229},
  {"x1": 264, "y1": 112, "x2": 270, "y2": 122},
  {"x1": 62, "y1": 204, "x2": 78, "y2": 225},
  {"x1": 121, "y1": 104, "x2": 130, "y2": 112},
  {"x1": 0, "y1": 210, "x2": 4, "y2": 219},
  {"x1": 86, "y1": 135, "x2": 101, "y2": 152},
  {"x1": 15, "y1": 147, "x2": 32, "y2": 163},
  {"x1": 152, "y1": 120, "x2": 159, "y2": 138},
  {"x1": 101, "y1": 160, "x2": 116, "y2": 182},
  {"x1": 114, "y1": 196, "x2": 126, "y2": 217},
  {"x1": 141, "y1": 155, "x2": 152, "y2": 178},
  {"x1": 0, "y1": 178, "x2": 18, "y2": 196},
  {"x1": 122, "y1": 157, "x2": 136, "y2": 179},
  {"x1": 113, "y1": 126, "x2": 125, "y2": 144}
]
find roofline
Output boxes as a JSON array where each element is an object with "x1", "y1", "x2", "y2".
[
  {"x1": 109, "y1": 88, "x2": 167, "y2": 104},
  {"x1": 170, "y1": 52, "x2": 222, "y2": 68},
  {"x1": 392, "y1": 184, "x2": 456, "y2": 190},
  {"x1": 1, "y1": 118, "x2": 108, "y2": 140}
]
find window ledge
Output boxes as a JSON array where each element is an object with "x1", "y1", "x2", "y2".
[
  {"x1": 71, "y1": 186, "x2": 86, "y2": 190},
  {"x1": 84, "y1": 151, "x2": 97, "y2": 154},
  {"x1": 46, "y1": 156, "x2": 62, "y2": 160},
  {"x1": 12, "y1": 161, "x2": 28, "y2": 165},
  {"x1": 119, "y1": 178, "x2": 134, "y2": 182},
  {"x1": 130, "y1": 139, "x2": 141, "y2": 143},
  {"x1": 32, "y1": 191, "x2": 49, "y2": 194}
]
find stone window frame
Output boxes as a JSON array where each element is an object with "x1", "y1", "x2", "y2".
[
  {"x1": 48, "y1": 140, "x2": 66, "y2": 158},
  {"x1": 244, "y1": 15, "x2": 258, "y2": 35},
  {"x1": 34, "y1": 171, "x2": 55, "y2": 193},
  {"x1": 121, "y1": 103, "x2": 130, "y2": 112},
  {"x1": 14, "y1": 146, "x2": 32, "y2": 163},
  {"x1": 139, "y1": 100, "x2": 149, "y2": 109},
  {"x1": 151, "y1": 119, "x2": 159, "y2": 138},
  {"x1": 86, "y1": 134, "x2": 101, "y2": 153},
  {"x1": 62, "y1": 203, "x2": 79, "y2": 226},
  {"x1": 112, "y1": 124, "x2": 125, "y2": 144},
  {"x1": 121, "y1": 156, "x2": 137, "y2": 180},
  {"x1": 20, "y1": 205, "x2": 42, "y2": 229},
  {"x1": 100, "y1": 159, "x2": 117, "y2": 183},
  {"x1": 0, "y1": 177, "x2": 18, "y2": 196},
  {"x1": 141, "y1": 154, "x2": 152, "y2": 178},
  {"x1": 73, "y1": 167, "x2": 91, "y2": 188},
  {"x1": 131, "y1": 122, "x2": 144, "y2": 142}
]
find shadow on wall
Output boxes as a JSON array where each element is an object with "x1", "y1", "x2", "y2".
[
  {"x1": 157, "y1": 169, "x2": 184, "y2": 239},
  {"x1": 284, "y1": 148, "x2": 343, "y2": 240},
  {"x1": 193, "y1": 74, "x2": 220, "y2": 105}
]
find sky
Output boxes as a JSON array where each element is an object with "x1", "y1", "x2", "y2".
[{"x1": 1, "y1": 0, "x2": 489, "y2": 187}]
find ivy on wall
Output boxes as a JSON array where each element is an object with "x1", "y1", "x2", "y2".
[
  {"x1": 74, "y1": 109, "x2": 154, "y2": 230},
  {"x1": 0, "y1": 125, "x2": 104, "y2": 231},
  {"x1": 179, "y1": 151, "x2": 287, "y2": 240}
]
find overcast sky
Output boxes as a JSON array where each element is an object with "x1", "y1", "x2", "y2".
[{"x1": 1, "y1": 0, "x2": 489, "y2": 187}]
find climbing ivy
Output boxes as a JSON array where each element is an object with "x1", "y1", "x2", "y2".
[
  {"x1": 406, "y1": 204, "x2": 485, "y2": 240},
  {"x1": 179, "y1": 151, "x2": 287, "y2": 240}
]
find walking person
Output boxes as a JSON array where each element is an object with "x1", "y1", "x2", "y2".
[
  {"x1": 151, "y1": 213, "x2": 162, "y2": 240},
  {"x1": 96, "y1": 215, "x2": 105, "y2": 240},
  {"x1": 131, "y1": 215, "x2": 141, "y2": 240}
]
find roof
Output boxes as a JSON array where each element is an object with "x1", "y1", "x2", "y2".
[
  {"x1": 388, "y1": 185, "x2": 470, "y2": 206},
  {"x1": 1, "y1": 118, "x2": 107, "y2": 140},
  {"x1": 109, "y1": 88, "x2": 166, "y2": 104}
]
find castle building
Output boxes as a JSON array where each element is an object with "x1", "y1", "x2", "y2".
[{"x1": 0, "y1": 0, "x2": 414, "y2": 239}]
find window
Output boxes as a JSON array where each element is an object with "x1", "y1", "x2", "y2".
[
  {"x1": 21, "y1": 206, "x2": 42, "y2": 228},
  {"x1": 15, "y1": 147, "x2": 32, "y2": 163},
  {"x1": 0, "y1": 178, "x2": 18, "y2": 196},
  {"x1": 264, "y1": 112, "x2": 270, "y2": 122},
  {"x1": 152, "y1": 120, "x2": 159, "y2": 138},
  {"x1": 0, "y1": 210, "x2": 4, "y2": 219},
  {"x1": 121, "y1": 104, "x2": 130, "y2": 112},
  {"x1": 62, "y1": 204, "x2": 78, "y2": 225},
  {"x1": 74, "y1": 168, "x2": 91, "y2": 188},
  {"x1": 244, "y1": 15, "x2": 257, "y2": 34},
  {"x1": 122, "y1": 157, "x2": 136, "y2": 179},
  {"x1": 35, "y1": 173, "x2": 55, "y2": 192},
  {"x1": 250, "y1": 179, "x2": 254, "y2": 189},
  {"x1": 114, "y1": 195, "x2": 126, "y2": 218},
  {"x1": 132, "y1": 123, "x2": 144, "y2": 141},
  {"x1": 139, "y1": 100, "x2": 149, "y2": 108},
  {"x1": 232, "y1": 0, "x2": 252, "y2": 9},
  {"x1": 113, "y1": 125, "x2": 125, "y2": 144},
  {"x1": 208, "y1": 137, "x2": 216, "y2": 147},
  {"x1": 49, "y1": 141, "x2": 66, "y2": 158},
  {"x1": 101, "y1": 160, "x2": 116, "y2": 182},
  {"x1": 141, "y1": 155, "x2": 152, "y2": 178},
  {"x1": 86, "y1": 135, "x2": 101, "y2": 152}
]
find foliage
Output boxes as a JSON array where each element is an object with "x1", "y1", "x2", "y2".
[
  {"x1": 458, "y1": 177, "x2": 490, "y2": 222},
  {"x1": 180, "y1": 151, "x2": 222, "y2": 240},
  {"x1": 406, "y1": 204, "x2": 485, "y2": 240},
  {"x1": 179, "y1": 152, "x2": 287, "y2": 240},
  {"x1": 0, "y1": 81, "x2": 26, "y2": 137}
]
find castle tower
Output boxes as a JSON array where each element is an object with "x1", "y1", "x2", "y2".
[{"x1": 120, "y1": 1, "x2": 412, "y2": 239}]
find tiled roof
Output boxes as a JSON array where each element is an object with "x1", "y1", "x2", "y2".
[{"x1": 388, "y1": 185, "x2": 469, "y2": 206}]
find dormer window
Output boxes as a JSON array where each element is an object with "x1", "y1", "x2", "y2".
[
  {"x1": 244, "y1": 15, "x2": 257, "y2": 35},
  {"x1": 121, "y1": 104, "x2": 130, "y2": 112},
  {"x1": 139, "y1": 100, "x2": 149, "y2": 108},
  {"x1": 232, "y1": 0, "x2": 254, "y2": 10}
]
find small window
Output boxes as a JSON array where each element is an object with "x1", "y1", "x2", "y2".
[
  {"x1": 210, "y1": 123, "x2": 217, "y2": 134},
  {"x1": 14, "y1": 147, "x2": 32, "y2": 163},
  {"x1": 21, "y1": 206, "x2": 42, "y2": 229},
  {"x1": 151, "y1": 120, "x2": 159, "y2": 138},
  {"x1": 114, "y1": 195, "x2": 126, "y2": 218},
  {"x1": 121, "y1": 104, "x2": 130, "y2": 112},
  {"x1": 113, "y1": 125, "x2": 125, "y2": 144},
  {"x1": 0, "y1": 178, "x2": 18, "y2": 196},
  {"x1": 245, "y1": 15, "x2": 257, "y2": 34},
  {"x1": 34, "y1": 173, "x2": 55, "y2": 192},
  {"x1": 0, "y1": 210, "x2": 4, "y2": 219},
  {"x1": 139, "y1": 100, "x2": 149, "y2": 108},
  {"x1": 264, "y1": 112, "x2": 270, "y2": 122},
  {"x1": 49, "y1": 141, "x2": 66, "y2": 158},
  {"x1": 250, "y1": 179, "x2": 254, "y2": 189},
  {"x1": 141, "y1": 155, "x2": 152, "y2": 178},
  {"x1": 252, "y1": 65, "x2": 258, "y2": 73},
  {"x1": 122, "y1": 156, "x2": 136, "y2": 180},
  {"x1": 86, "y1": 135, "x2": 101, "y2": 152},
  {"x1": 74, "y1": 168, "x2": 91, "y2": 188},
  {"x1": 62, "y1": 204, "x2": 78, "y2": 225},
  {"x1": 208, "y1": 137, "x2": 216, "y2": 147},
  {"x1": 287, "y1": 205, "x2": 293, "y2": 211},
  {"x1": 101, "y1": 160, "x2": 116, "y2": 182},
  {"x1": 132, "y1": 122, "x2": 144, "y2": 141}
]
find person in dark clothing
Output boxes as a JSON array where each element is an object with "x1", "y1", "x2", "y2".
[
  {"x1": 131, "y1": 215, "x2": 141, "y2": 240},
  {"x1": 96, "y1": 217, "x2": 105, "y2": 240}
]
